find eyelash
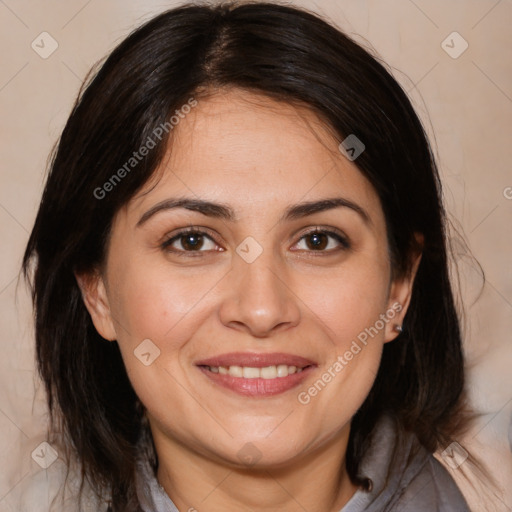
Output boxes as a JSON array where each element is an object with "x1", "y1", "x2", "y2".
[{"x1": 160, "y1": 226, "x2": 351, "y2": 256}]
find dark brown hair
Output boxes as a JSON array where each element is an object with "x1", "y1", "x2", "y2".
[{"x1": 23, "y1": 2, "x2": 476, "y2": 510}]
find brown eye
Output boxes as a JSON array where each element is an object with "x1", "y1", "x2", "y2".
[
  {"x1": 293, "y1": 229, "x2": 350, "y2": 252},
  {"x1": 161, "y1": 229, "x2": 219, "y2": 253},
  {"x1": 180, "y1": 232, "x2": 205, "y2": 251},
  {"x1": 305, "y1": 232, "x2": 328, "y2": 250}
]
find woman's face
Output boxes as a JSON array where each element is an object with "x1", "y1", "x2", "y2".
[{"x1": 80, "y1": 89, "x2": 416, "y2": 468}]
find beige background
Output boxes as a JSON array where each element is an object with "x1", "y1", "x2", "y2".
[{"x1": 0, "y1": 0, "x2": 511, "y2": 510}]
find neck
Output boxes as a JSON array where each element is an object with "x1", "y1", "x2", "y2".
[{"x1": 152, "y1": 424, "x2": 359, "y2": 512}]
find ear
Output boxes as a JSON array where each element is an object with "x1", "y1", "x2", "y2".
[
  {"x1": 75, "y1": 270, "x2": 117, "y2": 341},
  {"x1": 384, "y1": 233, "x2": 424, "y2": 343}
]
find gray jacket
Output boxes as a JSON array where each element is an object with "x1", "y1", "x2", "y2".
[{"x1": 134, "y1": 414, "x2": 470, "y2": 511}]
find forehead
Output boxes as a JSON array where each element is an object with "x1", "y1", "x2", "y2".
[{"x1": 127, "y1": 89, "x2": 382, "y2": 225}]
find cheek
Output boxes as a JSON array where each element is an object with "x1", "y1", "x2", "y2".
[
  {"x1": 105, "y1": 257, "x2": 220, "y2": 406},
  {"x1": 296, "y1": 252, "x2": 391, "y2": 347},
  {"x1": 108, "y1": 267, "x2": 202, "y2": 431},
  {"x1": 291, "y1": 250, "x2": 390, "y2": 417},
  {"x1": 108, "y1": 256, "x2": 216, "y2": 343}
]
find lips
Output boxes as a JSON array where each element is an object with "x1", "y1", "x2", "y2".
[{"x1": 195, "y1": 352, "x2": 317, "y2": 397}]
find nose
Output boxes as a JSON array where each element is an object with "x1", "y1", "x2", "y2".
[{"x1": 218, "y1": 251, "x2": 301, "y2": 338}]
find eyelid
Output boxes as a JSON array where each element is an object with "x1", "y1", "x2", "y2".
[
  {"x1": 291, "y1": 226, "x2": 351, "y2": 250},
  {"x1": 161, "y1": 226, "x2": 224, "y2": 252}
]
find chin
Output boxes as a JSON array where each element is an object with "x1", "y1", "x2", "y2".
[{"x1": 206, "y1": 432, "x2": 307, "y2": 470}]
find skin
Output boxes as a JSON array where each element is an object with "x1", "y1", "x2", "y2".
[{"x1": 78, "y1": 89, "x2": 421, "y2": 512}]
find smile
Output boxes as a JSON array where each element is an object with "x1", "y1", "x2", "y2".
[{"x1": 195, "y1": 352, "x2": 317, "y2": 397}]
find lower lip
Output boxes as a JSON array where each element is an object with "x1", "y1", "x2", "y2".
[{"x1": 197, "y1": 366, "x2": 315, "y2": 397}]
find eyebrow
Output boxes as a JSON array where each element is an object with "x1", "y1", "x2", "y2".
[
  {"x1": 136, "y1": 197, "x2": 371, "y2": 227},
  {"x1": 283, "y1": 198, "x2": 370, "y2": 225},
  {"x1": 137, "y1": 198, "x2": 236, "y2": 226}
]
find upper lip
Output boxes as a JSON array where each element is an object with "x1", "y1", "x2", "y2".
[{"x1": 195, "y1": 352, "x2": 316, "y2": 368}]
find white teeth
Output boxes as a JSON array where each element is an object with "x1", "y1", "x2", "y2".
[
  {"x1": 243, "y1": 366, "x2": 260, "y2": 378},
  {"x1": 276, "y1": 364, "x2": 287, "y2": 377},
  {"x1": 260, "y1": 366, "x2": 277, "y2": 379},
  {"x1": 208, "y1": 364, "x2": 303, "y2": 379},
  {"x1": 228, "y1": 365, "x2": 243, "y2": 377}
]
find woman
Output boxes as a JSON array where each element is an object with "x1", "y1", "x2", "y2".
[{"x1": 23, "y1": 2, "x2": 477, "y2": 510}]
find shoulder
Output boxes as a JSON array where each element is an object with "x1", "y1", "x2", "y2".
[
  {"x1": 391, "y1": 453, "x2": 470, "y2": 512},
  {"x1": 343, "y1": 414, "x2": 470, "y2": 512}
]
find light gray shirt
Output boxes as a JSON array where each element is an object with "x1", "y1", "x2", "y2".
[{"x1": 134, "y1": 414, "x2": 470, "y2": 511}]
